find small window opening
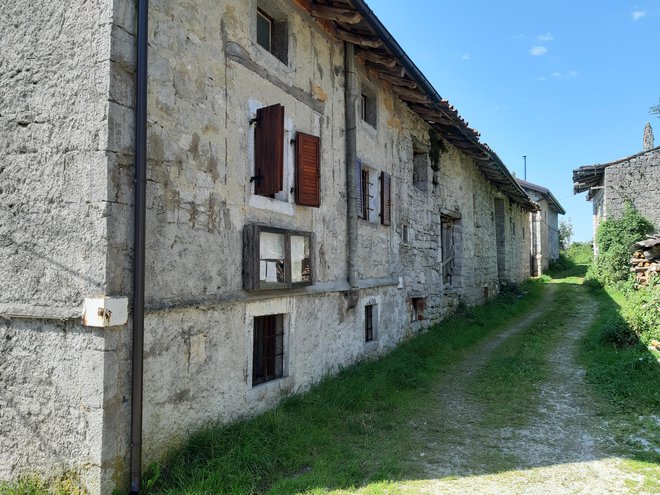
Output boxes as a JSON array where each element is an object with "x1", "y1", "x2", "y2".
[
  {"x1": 365, "y1": 305, "x2": 374, "y2": 342},
  {"x1": 256, "y1": 5, "x2": 288, "y2": 64},
  {"x1": 441, "y1": 219, "x2": 455, "y2": 286},
  {"x1": 402, "y1": 225, "x2": 409, "y2": 244},
  {"x1": 252, "y1": 314, "x2": 284, "y2": 386},
  {"x1": 411, "y1": 297, "x2": 426, "y2": 322},
  {"x1": 413, "y1": 152, "x2": 430, "y2": 191},
  {"x1": 360, "y1": 85, "x2": 377, "y2": 127}
]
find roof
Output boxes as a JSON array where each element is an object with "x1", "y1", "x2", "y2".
[
  {"x1": 516, "y1": 179, "x2": 566, "y2": 215},
  {"x1": 308, "y1": 0, "x2": 537, "y2": 211},
  {"x1": 572, "y1": 145, "x2": 660, "y2": 196}
]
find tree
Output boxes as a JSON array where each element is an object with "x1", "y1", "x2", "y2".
[
  {"x1": 558, "y1": 219, "x2": 573, "y2": 250},
  {"x1": 651, "y1": 99, "x2": 660, "y2": 117}
]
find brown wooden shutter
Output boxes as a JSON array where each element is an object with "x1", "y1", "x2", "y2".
[
  {"x1": 254, "y1": 104, "x2": 284, "y2": 195},
  {"x1": 295, "y1": 132, "x2": 320, "y2": 207},
  {"x1": 356, "y1": 160, "x2": 363, "y2": 219},
  {"x1": 380, "y1": 171, "x2": 391, "y2": 226}
]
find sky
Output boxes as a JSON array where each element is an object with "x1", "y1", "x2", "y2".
[{"x1": 367, "y1": 0, "x2": 660, "y2": 242}]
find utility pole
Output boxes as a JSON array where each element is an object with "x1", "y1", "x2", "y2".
[{"x1": 523, "y1": 155, "x2": 527, "y2": 180}]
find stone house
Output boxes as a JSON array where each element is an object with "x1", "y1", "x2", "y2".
[
  {"x1": 517, "y1": 179, "x2": 565, "y2": 275},
  {"x1": 573, "y1": 123, "x2": 659, "y2": 244},
  {"x1": 0, "y1": 1, "x2": 535, "y2": 493}
]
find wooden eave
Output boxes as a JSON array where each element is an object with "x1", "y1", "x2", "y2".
[{"x1": 309, "y1": 0, "x2": 536, "y2": 211}]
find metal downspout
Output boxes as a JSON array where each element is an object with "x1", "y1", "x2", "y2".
[
  {"x1": 344, "y1": 42, "x2": 358, "y2": 290},
  {"x1": 129, "y1": 0, "x2": 148, "y2": 492}
]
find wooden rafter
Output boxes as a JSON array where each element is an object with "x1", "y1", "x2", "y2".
[
  {"x1": 311, "y1": 5, "x2": 362, "y2": 24},
  {"x1": 378, "y1": 72, "x2": 417, "y2": 89},
  {"x1": 356, "y1": 49, "x2": 396, "y2": 68},
  {"x1": 334, "y1": 28, "x2": 382, "y2": 48}
]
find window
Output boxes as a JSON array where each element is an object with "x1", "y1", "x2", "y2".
[
  {"x1": 365, "y1": 305, "x2": 374, "y2": 342},
  {"x1": 411, "y1": 297, "x2": 426, "y2": 322},
  {"x1": 256, "y1": 4, "x2": 288, "y2": 64},
  {"x1": 244, "y1": 225, "x2": 313, "y2": 291},
  {"x1": 441, "y1": 219, "x2": 455, "y2": 286},
  {"x1": 253, "y1": 104, "x2": 284, "y2": 197},
  {"x1": 360, "y1": 83, "x2": 377, "y2": 128},
  {"x1": 401, "y1": 224, "x2": 409, "y2": 244},
  {"x1": 355, "y1": 160, "x2": 391, "y2": 225},
  {"x1": 413, "y1": 152, "x2": 430, "y2": 191},
  {"x1": 252, "y1": 314, "x2": 284, "y2": 385},
  {"x1": 252, "y1": 104, "x2": 320, "y2": 207}
]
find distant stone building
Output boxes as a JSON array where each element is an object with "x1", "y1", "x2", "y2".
[
  {"x1": 573, "y1": 123, "x2": 660, "y2": 242},
  {"x1": 0, "y1": 1, "x2": 535, "y2": 493},
  {"x1": 517, "y1": 180, "x2": 565, "y2": 275}
]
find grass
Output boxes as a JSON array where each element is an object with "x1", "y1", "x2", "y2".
[
  {"x1": 471, "y1": 285, "x2": 578, "y2": 428},
  {"x1": 143, "y1": 281, "x2": 545, "y2": 495},
  {"x1": 0, "y1": 473, "x2": 86, "y2": 495}
]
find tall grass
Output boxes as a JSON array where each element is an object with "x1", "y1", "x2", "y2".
[{"x1": 148, "y1": 282, "x2": 544, "y2": 495}]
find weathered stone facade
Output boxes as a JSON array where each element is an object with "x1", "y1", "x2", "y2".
[
  {"x1": 517, "y1": 180, "x2": 564, "y2": 275},
  {"x1": 1, "y1": 1, "x2": 534, "y2": 493},
  {"x1": 574, "y1": 143, "x2": 660, "y2": 239}
]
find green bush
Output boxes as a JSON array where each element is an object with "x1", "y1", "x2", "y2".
[
  {"x1": 600, "y1": 318, "x2": 638, "y2": 348},
  {"x1": 565, "y1": 242, "x2": 593, "y2": 265},
  {"x1": 622, "y1": 279, "x2": 660, "y2": 343},
  {"x1": 591, "y1": 202, "x2": 653, "y2": 287}
]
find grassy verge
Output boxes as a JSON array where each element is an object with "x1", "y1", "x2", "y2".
[
  {"x1": 140, "y1": 281, "x2": 544, "y2": 495},
  {"x1": 578, "y1": 283, "x2": 660, "y2": 492},
  {"x1": 471, "y1": 284, "x2": 577, "y2": 428}
]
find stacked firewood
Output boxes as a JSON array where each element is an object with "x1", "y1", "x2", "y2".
[{"x1": 630, "y1": 235, "x2": 660, "y2": 286}]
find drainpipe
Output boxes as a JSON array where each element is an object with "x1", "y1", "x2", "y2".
[
  {"x1": 129, "y1": 0, "x2": 148, "y2": 493},
  {"x1": 344, "y1": 42, "x2": 358, "y2": 290}
]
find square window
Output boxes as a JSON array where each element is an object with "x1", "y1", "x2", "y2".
[
  {"x1": 252, "y1": 314, "x2": 284, "y2": 385},
  {"x1": 255, "y1": 3, "x2": 288, "y2": 64},
  {"x1": 244, "y1": 225, "x2": 313, "y2": 291}
]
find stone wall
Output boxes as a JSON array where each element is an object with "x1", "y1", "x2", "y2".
[
  {"x1": 1, "y1": 0, "x2": 533, "y2": 492},
  {"x1": 604, "y1": 148, "x2": 660, "y2": 230},
  {"x1": 0, "y1": 1, "x2": 129, "y2": 492}
]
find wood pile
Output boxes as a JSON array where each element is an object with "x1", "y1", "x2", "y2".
[{"x1": 630, "y1": 235, "x2": 660, "y2": 286}]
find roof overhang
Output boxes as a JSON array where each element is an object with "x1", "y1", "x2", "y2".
[
  {"x1": 307, "y1": 0, "x2": 537, "y2": 211},
  {"x1": 517, "y1": 179, "x2": 566, "y2": 215}
]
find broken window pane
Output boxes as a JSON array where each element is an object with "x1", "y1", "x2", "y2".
[
  {"x1": 260, "y1": 231, "x2": 285, "y2": 284},
  {"x1": 291, "y1": 234, "x2": 311, "y2": 283}
]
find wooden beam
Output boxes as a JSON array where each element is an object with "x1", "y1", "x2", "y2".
[
  {"x1": 409, "y1": 106, "x2": 454, "y2": 126},
  {"x1": 311, "y1": 5, "x2": 362, "y2": 24},
  {"x1": 391, "y1": 85, "x2": 431, "y2": 103},
  {"x1": 334, "y1": 29, "x2": 382, "y2": 48},
  {"x1": 378, "y1": 72, "x2": 417, "y2": 89},
  {"x1": 356, "y1": 49, "x2": 396, "y2": 68}
]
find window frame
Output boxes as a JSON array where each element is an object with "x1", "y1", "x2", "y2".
[
  {"x1": 252, "y1": 313, "x2": 285, "y2": 386},
  {"x1": 244, "y1": 224, "x2": 314, "y2": 291},
  {"x1": 255, "y1": 2, "x2": 288, "y2": 65}
]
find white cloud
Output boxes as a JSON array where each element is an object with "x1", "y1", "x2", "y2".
[
  {"x1": 461, "y1": 53, "x2": 470, "y2": 60},
  {"x1": 538, "y1": 33, "x2": 555, "y2": 42},
  {"x1": 631, "y1": 10, "x2": 646, "y2": 21},
  {"x1": 530, "y1": 46, "x2": 548, "y2": 56},
  {"x1": 567, "y1": 70, "x2": 578, "y2": 78},
  {"x1": 551, "y1": 71, "x2": 561, "y2": 78},
  {"x1": 536, "y1": 76, "x2": 547, "y2": 82},
  {"x1": 511, "y1": 33, "x2": 526, "y2": 39}
]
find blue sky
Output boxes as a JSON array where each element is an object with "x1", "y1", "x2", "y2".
[{"x1": 368, "y1": 0, "x2": 660, "y2": 241}]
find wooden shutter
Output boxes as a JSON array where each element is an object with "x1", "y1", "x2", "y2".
[
  {"x1": 380, "y1": 171, "x2": 391, "y2": 226},
  {"x1": 295, "y1": 132, "x2": 320, "y2": 207},
  {"x1": 254, "y1": 104, "x2": 284, "y2": 195}
]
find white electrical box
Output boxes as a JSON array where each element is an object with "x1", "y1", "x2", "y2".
[{"x1": 82, "y1": 297, "x2": 129, "y2": 328}]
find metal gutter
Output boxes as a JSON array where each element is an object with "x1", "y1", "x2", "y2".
[
  {"x1": 344, "y1": 42, "x2": 358, "y2": 290},
  {"x1": 349, "y1": 0, "x2": 534, "y2": 210},
  {"x1": 129, "y1": 0, "x2": 148, "y2": 492}
]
